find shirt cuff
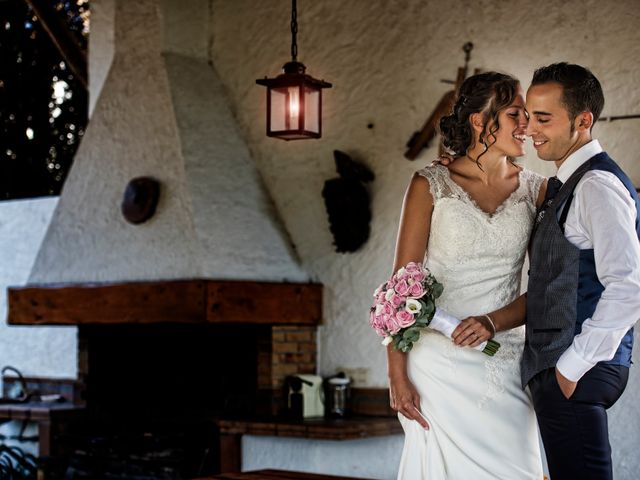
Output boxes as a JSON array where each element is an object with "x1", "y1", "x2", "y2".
[{"x1": 556, "y1": 345, "x2": 596, "y2": 382}]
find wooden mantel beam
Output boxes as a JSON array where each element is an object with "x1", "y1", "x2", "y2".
[{"x1": 7, "y1": 280, "x2": 322, "y2": 326}]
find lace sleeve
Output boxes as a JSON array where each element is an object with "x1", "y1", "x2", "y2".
[
  {"x1": 415, "y1": 165, "x2": 447, "y2": 203},
  {"x1": 521, "y1": 169, "x2": 546, "y2": 206}
]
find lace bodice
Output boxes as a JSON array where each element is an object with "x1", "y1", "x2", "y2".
[{"x1": 417, "y1": 164, "x2": 544, "y2": 319}]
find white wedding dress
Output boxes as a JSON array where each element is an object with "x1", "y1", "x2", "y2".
[{"x1": 397, "y1": 164, "x2": 545, "y2": 480}]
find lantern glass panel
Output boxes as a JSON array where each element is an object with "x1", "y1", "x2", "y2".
[
  {"x1": 269, "y1": 86, "x2": 302, "y2": 132},
  {"x1": 269, "y1": 88, "x2": 287, "y2": 131},
  {"x1": 304, "y1": 86, "x2": 320, "y2": 134}
]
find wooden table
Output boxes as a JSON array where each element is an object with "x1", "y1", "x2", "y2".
[
  {"x1": 216, "y1": 416, "x2": 402, "y2": 473},
  {"x1": 0, "y1": 401, "x2": 85, "y2": 457}
]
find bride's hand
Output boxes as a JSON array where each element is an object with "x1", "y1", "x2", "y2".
[
  {"x1": 451, "y1": 316, "x2": 493, "y2": 348},
  {"x1": 389, "y1": 375, "x2": 429, "y2": 430}
]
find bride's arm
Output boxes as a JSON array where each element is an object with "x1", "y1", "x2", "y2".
[
  {"x1": 488, "y1": 293, "x2": 527, "y2": 331},
  {"x1": 387, "y1": 173, "x2": 433, "y2": 429}
]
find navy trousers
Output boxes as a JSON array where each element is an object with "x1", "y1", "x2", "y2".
[{"x1": 529, "y1": 364, "x2": 629, "y2": 480}]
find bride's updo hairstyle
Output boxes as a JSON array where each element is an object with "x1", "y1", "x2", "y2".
[{"x1": 439, "y1": 72, "x2": 520, "y2": 164}]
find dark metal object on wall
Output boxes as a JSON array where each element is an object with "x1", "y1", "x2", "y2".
[
  {"x1": 322, "y1": 150, "x2": 375, "y2": 253},
  {"x1": 121, "y1": 177, "x2": 160, "y2": 225}
]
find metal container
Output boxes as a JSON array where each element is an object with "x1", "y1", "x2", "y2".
[{"x1": 325, "y1": 376, "x2": 351, "y2": 417}]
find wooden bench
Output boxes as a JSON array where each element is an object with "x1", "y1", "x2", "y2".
[{"x1": 201, "y1": 469, "x2": 366, "y2": 479}]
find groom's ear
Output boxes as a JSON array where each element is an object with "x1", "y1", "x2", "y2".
[{"x1": 575, "y1": 111, "x2": 593, "y2": 132}]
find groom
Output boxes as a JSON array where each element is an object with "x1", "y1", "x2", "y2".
[
  {"x1": 522, "y1": 62, "x2": 640, "y2": 479},
  {"x1": 455, "y1": 63, "x2": 640, "y2": 479}
]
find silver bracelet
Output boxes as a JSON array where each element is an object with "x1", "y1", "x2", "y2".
[{"x1": 483, "y1": 314, "x2": 497, "y2": 338}]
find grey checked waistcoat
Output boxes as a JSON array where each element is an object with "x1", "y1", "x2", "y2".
[{"x1": 521, "y1": 152, "x2": 639, "y2": 388}]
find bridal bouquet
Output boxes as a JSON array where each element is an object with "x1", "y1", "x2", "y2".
[{"x1": 369, "y1": 262, "x2": 500, "y2": 356}]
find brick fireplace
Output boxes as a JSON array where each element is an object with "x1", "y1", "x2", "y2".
[{"x1": 6, "y1": 279, "x2": 323, "y2": 478}]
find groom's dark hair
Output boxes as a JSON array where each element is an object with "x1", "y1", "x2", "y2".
[{"x1": 531, "y1": 62, "x2": 604, "y2": 128}]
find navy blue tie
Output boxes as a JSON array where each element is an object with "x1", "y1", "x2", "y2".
[
  {"x1": 544, "y1": 176, "x2": 563, "y2": 204},
  {"x1": 535, "y1": 176, "x2": 563, "y2": 225}
]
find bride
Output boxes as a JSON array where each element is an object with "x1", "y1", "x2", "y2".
[{"x1": 388, "y1": 71, "x2": 546, "y2": 479}]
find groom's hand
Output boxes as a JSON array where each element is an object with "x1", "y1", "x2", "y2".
[
  {"x1": 555, "y1": 367, "x2": 577, "y2": 399},
  {"x1": 431, "y1": 154, "x2": 455, "y2": 166}
]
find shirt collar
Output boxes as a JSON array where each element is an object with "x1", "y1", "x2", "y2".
[{"x1": 556, "y1": 139, "x2": 603, "y2": 183}]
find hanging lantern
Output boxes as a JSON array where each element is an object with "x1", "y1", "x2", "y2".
[{"x1": 256, "y1": 0, "x2": 332, "y2": 140}]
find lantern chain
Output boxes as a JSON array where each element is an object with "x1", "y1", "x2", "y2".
[{"x1": 291, "y1": 0, "x2": 298, "y2": 62}]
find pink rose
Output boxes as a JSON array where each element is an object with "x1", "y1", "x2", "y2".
[
  {"x1": 405, "y1": 262, "x2": 421, "y2": 273},
  {"x1": 382, "y1": 302, "x2": 395, "y2": 316},
  {"x1": 384, "y1": 314, "x2": 401, "y2": 335},
  {"x1": 370, "y1": 311, "x2": 392, "y2": 337},
  {"x1": 408, "y1": 282, "x2": 424, "y2": 298},
  {"x1": 369, "y1": 310, "x2": 378, "y2": 327},
  {"x1": 394, "y1": 279, "x2": 410, "y2": 296},
  {"x1": 390, "y1": 294, "x2": 404, "y2": 308},
  {"x1": 396, "y1": 310, "x2": 415, "y2": 328},
  {"x1": 376, "y1": 290, "x2": 386, "y2": 304},
  {"x1": 411, "y1": 270, "x2": 426, "y2": 283},
  {"x1": 396, "y1": 271, "x2": 411, "y2": 284},
  {"x1": 371, "y1": 315, "x2": 388, "y2": 337}
]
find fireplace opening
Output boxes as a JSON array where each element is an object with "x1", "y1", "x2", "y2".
[
  {"x1": 81, "y1": 323, "x2": 266, "y2": 419},
  {"x1": 47, "y1": 323, "x2": 273, "y2": 479}
]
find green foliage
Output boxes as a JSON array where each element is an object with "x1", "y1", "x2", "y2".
[
  {"x1": 423, "y1": 298, "x2": 435, "y2": 316},
  {"x1": 482, "y1": 339, "x2": 501, "y2": 356}
]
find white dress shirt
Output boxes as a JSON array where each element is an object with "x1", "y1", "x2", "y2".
[{"x1": 554, "y1": 140, "x2": 640, "y2": 382}]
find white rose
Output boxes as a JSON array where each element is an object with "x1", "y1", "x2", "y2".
[
  {"x1": 396, "y1": 267, "x2": 407, "y2": 277},
  {"x1": 405, "y1": 298, "x2": 422, "y2": 314},
  {"x1": 385, "y1": 289, "x2": 395, "y2": 301},
  {"x1": 382, "y1": 336, "x2": 393, "y2": 346},
  {"x1": 375, "y1": 303, "x2": 384, "y2": 315}
]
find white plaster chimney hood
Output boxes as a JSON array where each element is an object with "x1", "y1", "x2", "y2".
[{"x1": 26, "y1": 0, "x2": 308, "y2": 286}]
